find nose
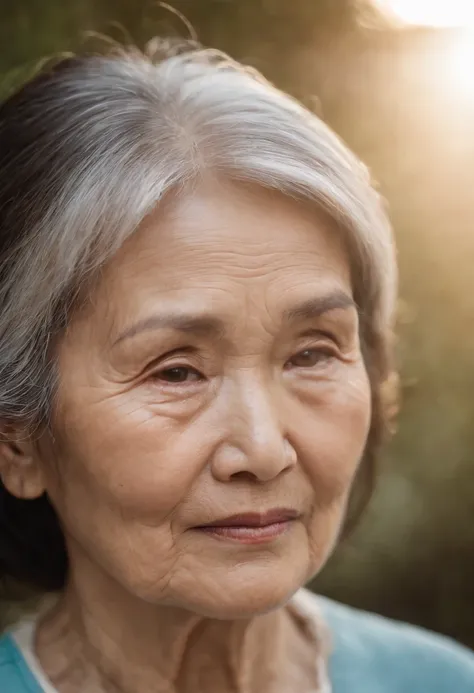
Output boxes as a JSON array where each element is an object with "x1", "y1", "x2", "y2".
[{"x1": 210, "y1": 376, "x2": 297, "y2": 483}]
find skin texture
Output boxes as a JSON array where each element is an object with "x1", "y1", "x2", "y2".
[{"x1": 0, "y1": 180, "x2": 371, "y2": 692}]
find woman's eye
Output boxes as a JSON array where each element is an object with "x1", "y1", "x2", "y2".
[
  {"x1": 287, "y1": 348, "x2": 334, "y2": 369},
  {"x1": 154, "y1": 366, "x2": 203, "y2": 384}
]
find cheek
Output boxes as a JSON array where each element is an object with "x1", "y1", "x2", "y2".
[
  {"x1": 49, "y1": 391, "x2": 208, "y2": 525},
  {"x1": 45, "y1": 397, "x2": 208, "y2": 599},
  {"x1": 295, "y1": 369, "x2": 371, "y2": 573},
  {"x1": 297, "y1": 367, "x2": 371, "y2": 499}
]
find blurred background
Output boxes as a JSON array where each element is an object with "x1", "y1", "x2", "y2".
[{"x1": 1, "y1": 0, "x2": 474, "y2": 648}]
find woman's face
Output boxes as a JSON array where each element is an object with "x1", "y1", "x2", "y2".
[{"x1": 41, "y1": 181, "x2": 371, "y2": 618}]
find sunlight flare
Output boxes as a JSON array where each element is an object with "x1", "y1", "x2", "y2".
[{"x1": 382, "y1": 0, "x2": 474, "y2": 28}]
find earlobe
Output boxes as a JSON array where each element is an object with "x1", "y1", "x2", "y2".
[{"x1": 0, "y1": 432, "x2": 46, "y2": 500}]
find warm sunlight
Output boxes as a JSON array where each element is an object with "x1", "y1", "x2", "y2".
[
  {"x1": 381, "y1": 1, "x2": 474, "y2": 96},
  {"x1": 383, "y1": 0, "x2": 474, "y2": 27},
  {"x1": 445, "y1": 32, "x2": 474, "y2": 92}
]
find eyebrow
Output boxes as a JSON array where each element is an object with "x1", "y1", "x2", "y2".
[
  {"x1": 283, "y1": 291, "x2": 356, "y2": 324},
  {"x1": 112, "y1": 314, "x2": 225, "y2": 347},
  {"x1": 112, "y1": 290, "x2": 356, "y2": 347}
]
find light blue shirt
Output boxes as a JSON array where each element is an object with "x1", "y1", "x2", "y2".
[
  {"x1": 1, "y1": 594, "x2": 473, "y2": 691},
  {"x1": 320, "y1": 596, "x2": 474, "y2": 692}
]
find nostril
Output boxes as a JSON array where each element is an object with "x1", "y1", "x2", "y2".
[
  {"x1": 230, "y1": 470, "x2": 259, "y2": 482},
  {"x1": 210, "y1": 440, "x2": 293, "y2": 483}
]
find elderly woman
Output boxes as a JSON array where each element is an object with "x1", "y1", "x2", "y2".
[{"x1": 0, "y1": 40, "x2": 472, "y2": 693}]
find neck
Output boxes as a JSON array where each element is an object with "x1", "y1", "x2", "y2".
[{"x1": 35, "y1": 574, "x2": 323, "y2": 693}]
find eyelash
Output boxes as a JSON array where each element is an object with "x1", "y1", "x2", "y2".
[
  {"x1": 151, "y1": 365, "x2": 204, "y2": 385},
  {"x1": 284, "y1": 346, "x2": 337, "y2": 370},
  {"x1": 148, "y1": 343, "x2": 338, "y2": 387}
]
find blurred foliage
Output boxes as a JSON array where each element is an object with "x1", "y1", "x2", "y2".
[{"x1": 1, "y1": 0, "x2": 474, "y2": 648}]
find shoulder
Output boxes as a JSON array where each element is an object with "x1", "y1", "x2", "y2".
[
  {"x1": 296, "y1": 589, "x2": 474, "y2": 693},
  {"x1": 0, "y1": 630, "x2": 42, "y2": 692}
]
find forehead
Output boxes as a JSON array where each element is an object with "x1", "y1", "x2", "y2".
[{"x1": 90, "y1": 181, "x2": 352, "y2": 325}]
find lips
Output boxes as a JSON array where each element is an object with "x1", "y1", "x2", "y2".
[
  {"x1": 198, "y1": 508, "x2": 299, "y2": 528},
  {"x1": 194, "y1": 509, "x2": 299, "y2": 545}
]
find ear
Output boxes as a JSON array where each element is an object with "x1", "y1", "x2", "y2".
[{"x1": 0, "y1": 426, "x2": 46, "y2": 500}]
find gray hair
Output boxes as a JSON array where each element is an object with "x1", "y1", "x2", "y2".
[{"x1": 0, "y1": 40, "x2": 396, "y2": 430}]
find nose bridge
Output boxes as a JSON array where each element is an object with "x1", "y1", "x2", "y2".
[
  {"x1": 231, "y1": 370, "x2": 286, "y2": 464},
  {"x1": 210, "y1": 367, "x2": 297, "y2": 484}
]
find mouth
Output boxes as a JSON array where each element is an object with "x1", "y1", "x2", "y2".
[{"x1": 194, "y1": 509, "x2": 299, "y2": 545}]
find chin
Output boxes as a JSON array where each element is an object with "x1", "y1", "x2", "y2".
[
  {"x1": 170, "y1": 559, "x2": 314, "y2": 620},
  {"x1": 218, "y1": 586, "x2": 302, "y2": 620},
  {"x1": 184, "y1": 585, "x2": 301, "y2": 620}
]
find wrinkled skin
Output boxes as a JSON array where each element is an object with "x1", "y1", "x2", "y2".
[{"x1": 0, "y1": 180, "x2": 371, "y2": 692}]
